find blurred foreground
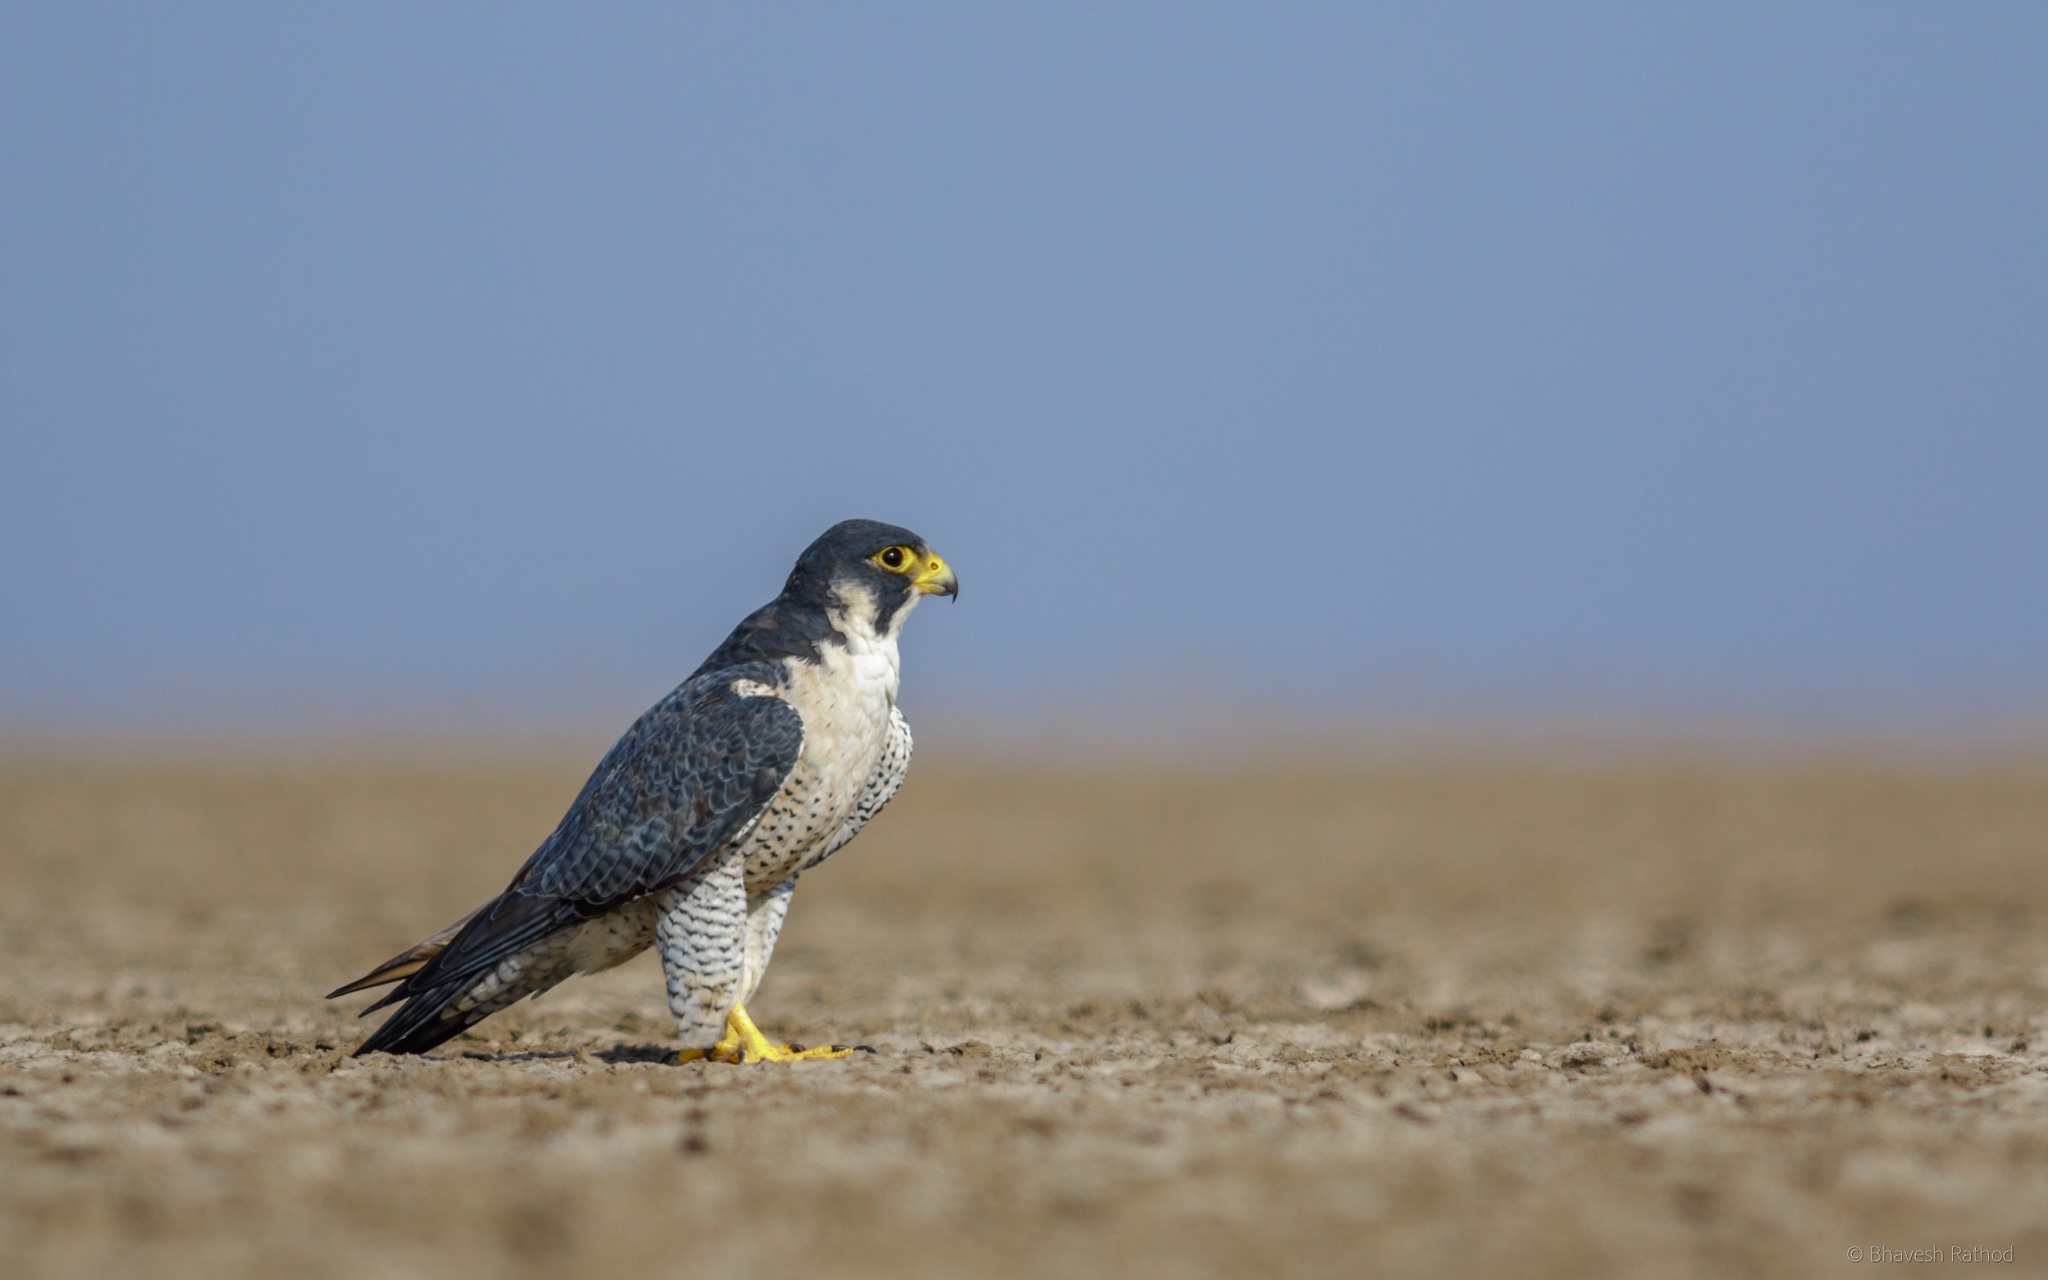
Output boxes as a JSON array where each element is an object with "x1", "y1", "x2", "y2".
[{"x1": 3, "y1": 752, "x2": 2047, "y2": 1278}]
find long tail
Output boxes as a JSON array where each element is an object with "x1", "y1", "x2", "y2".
[
  {"x1": 331, "y1": 893, "x2": 581, "y2": 1056},
  {"x1": 348, "y1": 973, "x2": 507, "y2": 1057}
]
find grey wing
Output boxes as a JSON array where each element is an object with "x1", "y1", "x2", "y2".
[
  {"x1": 804, "y1": 704, "x2": 912, "y2": 870},
  {"x1": 348, "y1": 667, "x2": 803, "y2": 1055}
]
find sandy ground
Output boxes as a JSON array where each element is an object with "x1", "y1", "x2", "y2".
[{"x1": 3, "y1": 752, "x2": 2048, "y2": 1278}]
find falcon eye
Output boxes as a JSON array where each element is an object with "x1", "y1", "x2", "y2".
[{"x1": 876, "y1": 546, "x2": 909, "y2": 571}]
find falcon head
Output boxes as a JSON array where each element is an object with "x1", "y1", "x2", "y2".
[{"x1": 783, "y1": 518, "x2": 957, "y2": 641}]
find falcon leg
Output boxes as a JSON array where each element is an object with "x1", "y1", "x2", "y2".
[
  {"x1": 660, "y1": 864, "x2": 850, "y2": 1064},
  {"x1": 657, "y1": 854, "x2": 748, "y2": 1063},
  {"x1": 723, "y1": 1002, "x2": 854, "y2": 1062},
  {"x1": 741, "y1": 878, "x2": 796, "y2": 1007},
  {"x1": 674, "y1": 1005, "x2": 852, "y2": 1063}
]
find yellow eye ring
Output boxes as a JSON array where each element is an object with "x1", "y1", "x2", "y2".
[{"x1": 877, "y1": 546, "x2": 909, "y2": 571}]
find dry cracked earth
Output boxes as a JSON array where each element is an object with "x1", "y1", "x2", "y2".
[{"x1": 4, "y1": 753, "x2": 2048, "y2": 1278}]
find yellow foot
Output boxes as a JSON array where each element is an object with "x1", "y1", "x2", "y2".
[{"x1": 677, "y1": 1003, "x2": 857, "y2": 1064}]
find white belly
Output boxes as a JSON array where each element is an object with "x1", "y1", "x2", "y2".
[{"x1": 736, "y1": 639, "x2": 899, "y2": 890}]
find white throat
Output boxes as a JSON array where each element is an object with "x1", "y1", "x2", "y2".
[{"x1": 822, "y1": 579, "x2": 909, "y2": 702}]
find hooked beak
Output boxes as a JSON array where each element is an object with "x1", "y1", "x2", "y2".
[{"x1": 911, "y1": 552, "x2": 958, "y2": 599}]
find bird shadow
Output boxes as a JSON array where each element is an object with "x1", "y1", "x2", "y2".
[{"x1": 596, "y1": 1042, "x2": 685, "y2": 1065}]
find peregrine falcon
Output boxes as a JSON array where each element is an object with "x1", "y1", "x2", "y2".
[{"x1": 329, "y1": 519, "x2": 956, "y2": 1061}]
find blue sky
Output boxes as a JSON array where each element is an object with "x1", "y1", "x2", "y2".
[{"x1": 3, "y1": 5, "x2": 2044, "y2": 736}]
